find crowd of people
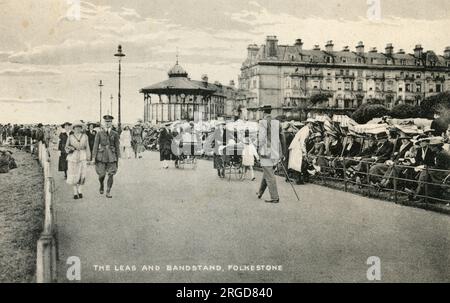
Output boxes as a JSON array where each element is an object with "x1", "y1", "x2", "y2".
[
  {"x1": 281, "y1": 118, "x2": 450, "y2": 203},
  {"x1": 3, "y1": 110, "x2": 450, "y2": 204}
]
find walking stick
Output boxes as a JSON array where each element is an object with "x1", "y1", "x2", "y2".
[{"x1": 278, "y1": 159, "x2": 300, "y2": 201}]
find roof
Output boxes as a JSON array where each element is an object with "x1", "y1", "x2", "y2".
[{"x1": 140, "y1": 77, "x2": 216, "y2": 95}]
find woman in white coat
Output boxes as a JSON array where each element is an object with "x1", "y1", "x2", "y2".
[
  {"x1": 242, "y1": 137, "x2": 259, "y2": 181},
  {"x1": 65, "y1": 121, "x2": 91, "y2": 199},
  {"x1": 120, "y1": 126, "x2": 133, "y2": 159},
  {"x1": 288, "y1": 124, "x2": 310, "y2": 184}
]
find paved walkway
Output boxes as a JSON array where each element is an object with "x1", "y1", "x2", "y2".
[{"x1": 51, "y1": 151, "x2": 450, "y2": 282}]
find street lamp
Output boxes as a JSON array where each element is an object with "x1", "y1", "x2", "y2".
[
  {"x1": 110, "y1": 94, "x2": 113, "y2": 116},
  {"x1": 114, "y1": 44, "x2": 125, "y2": 133},
  {"x1": 98, "y1": 80, "x2": 104, "y2": 126}
]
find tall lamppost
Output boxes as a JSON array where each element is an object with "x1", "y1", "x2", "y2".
[
  {"x1": 114, "y1": 45, "x2": 125, "y2": 133},
  {"x1": 110, "y1": 94, "x2": 113, "y2": 116},
  {"x1": 98, "y1": 80, "x2": 104, "y2": 126}
]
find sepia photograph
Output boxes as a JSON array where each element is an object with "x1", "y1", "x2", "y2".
[{"x1": 0, "y1": 0, "x2": 449, "y2": 289}]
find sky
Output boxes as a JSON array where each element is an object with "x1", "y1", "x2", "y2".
[{"x1": 0, "y1": 0, "x2": 450, "y2": 124}]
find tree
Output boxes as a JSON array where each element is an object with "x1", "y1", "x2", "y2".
[
  {"x1": 310, "y1": 93, "x2": 332, "y2": 105},
  {"x1": 420, "y1": 92, "x2": 450, "y2": 118},
  {"x1": 390, "y1": 104, "x2": 421, "y2": 119},
  {"x1": 352, "y1": 102, "x2": 390, "y2": 124}
]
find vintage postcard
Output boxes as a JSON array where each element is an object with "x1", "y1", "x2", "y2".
[{"x1": 0, "y1": 0, "x2": 449, "y2": 288}]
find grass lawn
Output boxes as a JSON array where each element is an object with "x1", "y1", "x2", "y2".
[{"x1": 0, "y1": 148, "x2": 44, "y2": 282}]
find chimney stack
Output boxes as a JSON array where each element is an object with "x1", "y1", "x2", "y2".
[
  {"x1": 295, "y1": 38, "x2": 303, "y2": 50},
  {"x1": 229, "y1": 80, "x2": 235, "y2": 87},
  {"x1": 313, "y1": 44, "x2": 321, "y2": 50},
  {"x1": 397, "y1": 49, "x2": 405, "y2": 54},
  {"x1": 444, "y1": 46, "x2": 450, "y2": 58},
  {"x1": 201, "y1": 74, "x2": 208, "y2": 87},
  {"x1": 385, "y1": 43, "x2": 394, "y2": 56},
  {"x1": 369, "y1": 47, "x2": 378, "y2": 53},
  {"x1": 247, "y1": 44, "x2": 259, "y2": 60},
  {"x1": 414, "y1": 44, "x2": 423, "y2": 58},
  {"x1": 325, "y1": 40, "x2": 334, "y2": 52},
  {"x1": 342, "y1": 46, "x2": 350, "y2": 52},
  {"x1": 265, "y1": 35, "x2": 278, "y2": 58},
  {"x1": 356, "y1": 41, "x2": 365, "y2": 54}
]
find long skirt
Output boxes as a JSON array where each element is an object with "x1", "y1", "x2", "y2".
[
  {"x1": 66, "y1": 160, "x2": 87, "y2": 185},
  {"x1": 160, "y1": 146, "x2": 172, "y2": 161},
  {"x1": 58, "y1": 152, "x2": 68, "y2": 171}
]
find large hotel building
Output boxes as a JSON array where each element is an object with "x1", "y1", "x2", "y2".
[{"x1": 238, "y1": 36, "x2": 450, "y2": 120}]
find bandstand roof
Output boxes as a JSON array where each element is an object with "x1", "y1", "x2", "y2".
[
  {"x1": 140, "y1": 61, "x2": 217, "y2": 95},
  {"x1": 140, "y1": 77, "x2": 216, "y2": 95}
]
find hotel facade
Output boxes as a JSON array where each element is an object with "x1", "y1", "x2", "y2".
[{"x1": 238, "y1": 36, "x2": 450, "y2": 120}]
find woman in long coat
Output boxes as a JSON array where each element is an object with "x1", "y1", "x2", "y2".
[
  {"x1": 158, "y1": 125, "x2": 173, "y2": 169},
  {"x1": 120, "y1": 126, "x2": 133, "y2": 159},
  {"x1": 58, "y1": 122, "x2": 71, "y2": 179},
  {"x1": 288, "y1": 124, "x2": 310, "y2": 183},
  {"x1": 65, "y1": 122, "x2": 90, "y2": 199},
  {"x1": 131, "y1": 124, "x2": 144, "y2": 158}
]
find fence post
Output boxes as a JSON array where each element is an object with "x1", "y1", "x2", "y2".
[
  {"x1": 424, "y1": 166, "x2": 429, "y2": 204},
  {"x1": 392, "y1": 163, "x2": 398, "y2": 203},
  {"x1": 36, "y1": 235, "x2": 52, "y2": 283},
  {"x1": 25, "y1": 136, "x2": 28, "y2": 151},
  {"x1": 343, "y1": 158, "x2": 348, "y2": 192}
]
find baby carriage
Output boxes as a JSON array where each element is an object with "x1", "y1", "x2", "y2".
[
  {"x1": 220, "y1": 143, "x2": 244, "y2": 181},
  {"x1": 175, "y1": 132, "x2": 203, "y2": 169}
]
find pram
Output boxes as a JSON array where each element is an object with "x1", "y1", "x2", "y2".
[
  {"x1": 174, "y1": 134, "x2": 203, "y2": 169},
  {"x1": 220, "y1": 144, "x2": 244, "y2": 181}
]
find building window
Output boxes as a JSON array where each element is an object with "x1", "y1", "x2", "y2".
[
  {"x1": 416, "y1": 83, "x2": 422, "y2": 93},
  {"x1": 400, "y1": 59, "x2": 406, "y2": 65},
  {"x1": 406, "y1": 83, "x2": 411, "y2": 92},
  {"x1": 416, "y1": 73, "x2": 421, "y2": 79},
  {"x1": 326, "y1": 57, "x2": 332, "y2": 63},
  {"x1": 342, "y1": 57, "x2": 347, "y2": 63},
  {"x1": 356, "y1": 58, "x2": 363, "y2": 64},
  {"x1": 344, "y1": 82, "x2": 351, "y2": 90},
  {"x1": 357, "y1": 70, "x2": 363, "y2": 77},
  {"x1": 337, "y1": 82, "x2": 342, "y2": 90},
  {"x1": 340, "y1": 70, "x2": 344, "y2": 76},
  {"x1": 437, "y1": 84, "x2": 442, "y2": 93},
  {"x1": 357, "y1": 82, "x2": 363, "y2": 91},
  {"x1": 399, "y1": 87, "x2": 403, "y2": 92},
  {"x1": 345, "y1": 69, "x2": 350, "y2": 76}
]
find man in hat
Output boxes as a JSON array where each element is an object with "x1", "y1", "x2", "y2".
[
  {"x1": 371, "y1": 134, "x2": 413, "y2": 186},
  {"x1": 256, "y1": 105, "x2": 281, "y2": 203},
  {"x1": 92, "y1": 115, "x2": 121, "y2": 198},
  {"x1": 411, "y1": 137, "x2": 450, "y2": 200}
]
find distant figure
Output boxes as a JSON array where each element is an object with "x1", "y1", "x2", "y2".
[
  {"x1": 120, "y1": 126, "x2": 133, "y2": 159},
  {"x1": 131, "y1": 123, "x2": 144, "y2": 159},
  {"x1": 256, "y1": 105, "x2": 281, "y2": 203},
  {"x1": 86, "y1": 123, "x2": 97, "y2": 160},
  {"x1": 65, "y1": 121, "x2": 90, "y2": 200},
  {"x1": 92, "y1": 115, "x2": 121, "y2": 198},
  {"x1": 58, "y1": 122, "x2": 72, "y2": 179},
  {"x1": 159, "y1": 123, "x2": 173, "y2": 169},
  {"x1": 242, "y1": 136, "x2": 259, "y2": 181}
]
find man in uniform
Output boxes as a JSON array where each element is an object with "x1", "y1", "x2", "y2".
[
  {"x1": 256, "y1": 105, "x2": 282, "y2": 203},
  {"x1": 92, "y1": 115, "x2": 121, "y2": 198}
]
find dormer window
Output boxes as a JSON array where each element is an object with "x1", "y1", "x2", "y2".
[
  {"x1": 341, "y1": 57, "x2": 347, "y2": 63},
  {"x1": 400, "y1": 59, "x2": 406, "y2": 65},
  {"x1": 326, "y1": 56, "x2": 333, "y2": 63}
]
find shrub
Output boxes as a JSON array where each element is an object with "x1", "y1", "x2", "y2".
[
  {"x1": 390, "y1": 104, "x2": 421, "y2": 119},
  {"x1": 352, "y1": 103, "x2": 390, "y2": 124}
]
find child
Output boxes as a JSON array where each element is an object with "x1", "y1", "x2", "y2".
[{"x1": 242, "y1": 137, "x2": 259, "y2": 181}]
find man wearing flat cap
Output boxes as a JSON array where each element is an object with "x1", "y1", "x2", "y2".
[{"x1": 92, "y1": 115, "x2": 121, "y2": 198}]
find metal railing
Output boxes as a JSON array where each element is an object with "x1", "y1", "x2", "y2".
[
  {"x1": 36, "y1": 141, "x2": 58, "y2": 283},
  {"x1": 304, "y1": 155, "x2": 450, "y2": 205}
]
